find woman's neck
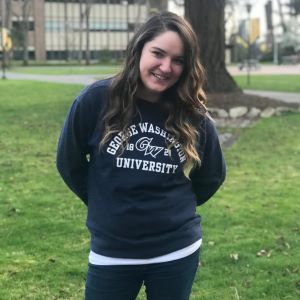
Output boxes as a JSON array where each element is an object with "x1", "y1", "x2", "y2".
[{"x1": 136, "y1": 86, "x2": 162, "y2": 103}]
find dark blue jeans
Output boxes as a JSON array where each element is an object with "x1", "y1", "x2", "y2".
[{"x1": 85, "y1": 249, "x2": 199, "y2": 300}]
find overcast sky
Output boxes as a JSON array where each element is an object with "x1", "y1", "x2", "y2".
[{"x1": 168, "y1": 0, "x2": 292, "y2": 38}]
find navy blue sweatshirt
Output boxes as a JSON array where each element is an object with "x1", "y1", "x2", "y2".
[{"x1": 56, "y1": 79, "x2": 226, "y2": 259}]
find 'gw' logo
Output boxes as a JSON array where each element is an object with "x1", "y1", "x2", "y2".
[{"x1": 135, "y1": 137, "x2": 164, "y2": 158}]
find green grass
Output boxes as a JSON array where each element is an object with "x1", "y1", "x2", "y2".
[
  {"x1": 0, "y1": 81, "x2": 299, "y2": 299},
  {"x1": 7, "y1": 66, "x2": 300, "y2": 94},
  {"x1": 195, "y1": 114, "x2": 300, "y2": 299},
  {"x1": 234, "y1": 75, "x2": 300, "y2": 93},
  {"x1": 8, "y1": 65, "x2": 120, "y2": 75}
]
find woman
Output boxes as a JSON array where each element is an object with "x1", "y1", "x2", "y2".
[{"x1": 57, "y1": 11, "x2": 226, "y2": 300}]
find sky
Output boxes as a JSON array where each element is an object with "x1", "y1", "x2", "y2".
[
  {"x1": 168, "y1": 0, "x2": 294, "y2": 39},
  {"x1": 236, "y1": 0, "x2": 273, "y2": 36},
  {"x1": 235, "y1": 0, "x2": 298, "y2": 39}
]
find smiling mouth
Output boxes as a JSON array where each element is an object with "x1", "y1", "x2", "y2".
[{"x1": 152, "y1": 72, "x2": 170, "y2": 80}]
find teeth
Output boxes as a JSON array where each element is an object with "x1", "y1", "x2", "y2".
[{"x1": 152, "y1": 73, "x2": 168, "y2": 80}]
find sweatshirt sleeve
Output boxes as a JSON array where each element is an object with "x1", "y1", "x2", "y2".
[
  {"x1": 56, "y1": 85, "x2": 104, "y2": 205},
  {"x1": 189, "y1": 117, "x2": 226, "y2": 206}
]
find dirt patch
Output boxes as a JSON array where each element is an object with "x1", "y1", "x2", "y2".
[{"x1": 207, "y1": 92, "x2": 299, "y2": 110}]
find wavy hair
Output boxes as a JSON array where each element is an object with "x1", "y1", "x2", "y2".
[{"x1": 100, "y1": 11, "x2": 207, "y2": 171}]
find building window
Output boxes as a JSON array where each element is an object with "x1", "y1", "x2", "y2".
[{"x1": 12, "y1": 21, "x2": 35, "y2": 31}]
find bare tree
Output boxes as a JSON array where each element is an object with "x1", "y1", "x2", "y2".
[
  {"x1": 4, "y1": 0, "x2": 12, "y2": 29},
  {"x1": 10, "y1": 0, "x2": 32, "y2": 65},
  {"x1": 78, "y1": 0, "x2": 84, "y2": 63},
  {"x1": 20, "y1": 0, "x2": 31, "y2": 65},
  {"x1": 225, "y1": 0, "x2": 237, "y2": 25},
  {"x1": 64, "y1": 0, "x2": 70, "y2": 62},
  {"x1": 173, "y1": 0, "x2": 184, "y2": 5},
  {"x1": 185, "y1": 0, "x2": 240, "y2": 92},
  {"x1": 148, "y1": 0, "x2": 168, "y2": 15},
  {"x1": 84, "y1": 0, "x2": 94, "y2": 65},
  {"x1": 277, "y1": 0, "x2": 288, "y2": 32},
  {"x1": 135, "y1": 0, "x2": 144, "y2": 29}
]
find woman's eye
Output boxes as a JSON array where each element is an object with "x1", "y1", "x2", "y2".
[
  {"x1": 152, "y1": 51, "x2": 163, "y2": 58},
  {"x1": 174, "y1": 58, "x2": 184, "y2": 65}
]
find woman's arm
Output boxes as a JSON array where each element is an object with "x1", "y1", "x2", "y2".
[
  {"x1": 189, "y1": 117, "x2": 226, "y2": 206},
  {"x1": 56, "y1": 83, "x2": 107, "y2": 205},
  {"x1": 56, "y1": 96, "x2": 90, "y2": 205}
]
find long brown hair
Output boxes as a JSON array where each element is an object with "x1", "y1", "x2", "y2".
[{"x1": 100, "y1": 11, "x2": 207, "y2": 171}]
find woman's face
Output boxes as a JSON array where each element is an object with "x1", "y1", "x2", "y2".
[{"x1": 138, "y1": 30, "x2": 185, "y2": 102}]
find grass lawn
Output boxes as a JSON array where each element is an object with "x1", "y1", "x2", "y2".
[
  {"x1": 233, "y1": 75, "x2": 300, "y2": 93},
  {"x1": 0, "y1": 81, "x2": 299, "y2": 299},
  {"x1": 8, "y1": 65, "x2": 120, "y2": 76},
  {"x1": 8, "y1": 65, "x2": 300, "y2": 94}
]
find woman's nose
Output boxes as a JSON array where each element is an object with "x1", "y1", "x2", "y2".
[{"x1": 160, "y1": 58, "x2": 172, "y2": 73}]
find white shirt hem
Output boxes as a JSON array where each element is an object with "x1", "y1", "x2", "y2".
[{"x1": 89, "y1": 239, "x2": 202, "y2": 266}]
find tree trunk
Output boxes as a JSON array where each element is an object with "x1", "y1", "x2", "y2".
[
  {"x1": 184, "y1": 0, "x2": 240, "y2": 93},
  {"x1": 21, "y1": 0, "x2": 31, "y2": 66}
]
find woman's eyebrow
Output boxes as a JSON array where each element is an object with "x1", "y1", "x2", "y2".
[
  {"x1": 151, "y1": 47, "x2": 166, "y2": 53},
  {"x1": 151, "y1": 47, "x2": 184, "y2": 59}
]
